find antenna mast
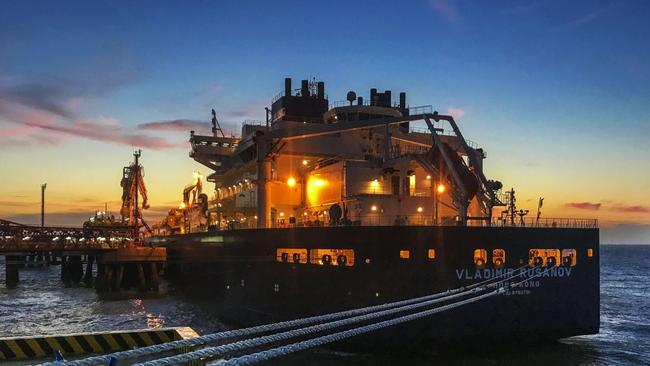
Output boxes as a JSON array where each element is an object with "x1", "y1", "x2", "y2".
[{"x1": 211, "y1": 109, "x2": 225, "y2": 138}]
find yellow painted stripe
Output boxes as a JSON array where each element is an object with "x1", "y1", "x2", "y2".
[
  {"x1": 44, "y1": 338, "x2": 64, "y2": 355},
  {"x1": 83, "y1": 335, "x2": 103, "y2": 352},
  {"x1": 25, "y1": 339, "x2": 46, "y2": 357},
  {"x1": 5, "y1": 340, "x2": 27, "y2": 359},
  {"x1": 64, "y1": 336, "x2": 84, "y2": 354},
  {"x1": 156, "y1": 331, "x2": 171, "y2": 343},
  {"x1": 138, "y1": 332, "x2": 155, "y2": 345},
  {"x1": 100, "y1": 334, "x2": 120, "y2": 351},
  {"x1": 121, "y1": 333, "x2": 138, "y2": 348}
]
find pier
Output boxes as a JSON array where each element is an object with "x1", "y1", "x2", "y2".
[{"x1": 0, "y1": 219, "x2": 165, "y2": 293}]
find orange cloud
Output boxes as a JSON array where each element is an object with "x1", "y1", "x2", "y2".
[{"x1": 611, "y1": 205, "x2": 650, "y2": 213}]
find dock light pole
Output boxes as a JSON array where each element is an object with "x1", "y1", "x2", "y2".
[{"x1": 41, "y1": 183, "x2": 47, "y2": 227}]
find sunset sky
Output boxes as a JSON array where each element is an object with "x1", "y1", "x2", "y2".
[{"x1": 1, "y1": 0, "x2": 649, "y2": 243}]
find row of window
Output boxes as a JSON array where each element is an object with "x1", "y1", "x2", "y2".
[
  {"x1": 473, "y1": 248, "x2": 583, "y2": 268},
  {"x1": 277, "y1": 247, "x2": 593, "y2": 268},
  {"x1": 276, "y1": 248, "x2": 355, "y2": 267}
]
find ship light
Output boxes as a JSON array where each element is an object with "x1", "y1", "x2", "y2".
[
  {"x1": 280, "y1": 212, "x2": 285, "y2": 217},
  {"x1": 436, "y1": 184, "x2": 446, "y2": 194},
  {"x1": 302, "y1": 159, "x2": 309, "y2": 166},
  {"x1": 426, "y1": 175, "x2": 431, "y2": 180},
  {"x1": 254, "y1": 215, "x2": 258, "y2": 219},
  {"x1": 287, "y1": 177, "x2": 296, "y2": 187},
  {"x1": 371, "y1": 205, "x2": 378, "y2": 212},
  {"x1": 303, "y1": 211, "x2": 308, "y2": 216},
  {"x1": 417, "y1": 207, "x2": 423, "y2": 213},
  {"x1": 179, "y1": 202, "x2": 186, "y2": 209},
  {"x1": 370, "y1": 179, "x2": 380, "y2": 189},
  {"x1": 306, "y1": 176, "x2": 328, "y2": 205}
]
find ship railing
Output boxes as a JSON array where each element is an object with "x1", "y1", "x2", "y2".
[
  {"x1": 278, "y1": 214, "x2": 436, "y2": 228},
  {"x1": 329, "y1": 100, "x2": 405, "y2": 109},
  {"x1": 489, "y1": 217, "x2": 598, "y2": 228},
  {"x1": 407, "y1": 127, "x2": 480, "y2": 149}
]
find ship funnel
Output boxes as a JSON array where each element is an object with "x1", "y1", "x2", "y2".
[
  {"x1": 370, "y1": 88, "x2": 377, "y2": 106},
  {"x1": 285, "y1": 78, "x2": 292, "y2": 97},
  {"x1": 301, "y1": 79, "x2": 309, "y2": 97},
  {"x1": 317, "y1": 81, "x2": 325, "y2": 99}
]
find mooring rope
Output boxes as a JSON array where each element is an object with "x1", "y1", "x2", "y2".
[
  {"x1": 216, "y1": 268, "x2": 553, "y2": 366},
  {"x1": 217, "y1": 290, "x2": 502, "y2": 365},
  {"x1": 45, "y1": 264, "x2": 534, "y2": 366},
  {"x1": 131, "y1": 266, "x2": 535, "y2": 366}
]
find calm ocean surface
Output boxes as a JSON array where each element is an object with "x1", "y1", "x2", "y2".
[{"x1": 1, "y1": 244, "x2": 648, "y2": 365}]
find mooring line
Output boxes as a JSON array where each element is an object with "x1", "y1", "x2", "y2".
[{"x1": 45, "y1": 264, "x2": 538, "y2": 366}]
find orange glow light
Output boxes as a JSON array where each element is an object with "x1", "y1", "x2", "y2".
[
  {"x1": 371, "y1": 205, "x2": 378, "y2": 212},
  {"x1": 436, "y1": 184, "x2": 446, "y2": 194},
  {"x1": 287, "y1": 177, "x2": 296, "y2": 187}
]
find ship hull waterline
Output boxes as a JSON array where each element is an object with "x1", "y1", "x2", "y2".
[{"x1": 154, "y1": 225, "x2": 600, "y2": 351}]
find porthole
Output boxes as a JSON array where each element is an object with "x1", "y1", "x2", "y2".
[{"x1": 474, "y1": 249, "x2": 487, "y2": 267}]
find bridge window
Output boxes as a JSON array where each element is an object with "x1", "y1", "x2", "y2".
[
  {"x1": 492, "y1": 249, "x2": 505, "y2": 267},
  {"x1": 276, "y1": 248, "x2": 308, "y2": 264},
  {"x1": 474, "y1": 249, "x2": 487, "y2": 267},
  {"x1": 528, "y1": 249, "x2": 561, "y2": 267},
  {"x1": 587, "y1": 248, "x2": 593, "y2": 257},
  {"x1": 310, "y1": 249, "x2": 354, "y2": 266},
  {"x1": 427, "y1": 249, "x2": 436, "y2": 259},
  {"x1": 400, "y1": 250, "x2": 410, "y2": 259},
  {"x1": 561, "y1": 249, "x2": 577, "y2": 266}
]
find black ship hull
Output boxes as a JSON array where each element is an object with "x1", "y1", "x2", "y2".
[{"x1": 157, "y1": 226, "x2": 599, "y2": 349}]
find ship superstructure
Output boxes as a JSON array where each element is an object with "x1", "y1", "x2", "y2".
[{"x1": 188, "y1": 78, "x2": 505, "y2": 232}]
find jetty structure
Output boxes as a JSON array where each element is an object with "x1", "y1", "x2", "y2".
[{"x1": 0, "y1": 151, "x2": 165, "y2": 293}]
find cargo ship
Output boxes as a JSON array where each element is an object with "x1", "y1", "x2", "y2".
[{"x1": 150, "y1": 78, "x2": 599, "y2": 349}]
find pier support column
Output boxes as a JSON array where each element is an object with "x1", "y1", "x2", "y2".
[
  {"x1": 148, "y1": 263, "x2": 159, "y2": 291},
  {"x1": 115, "y1": 265, "x2": 124, "y2": 291},
  {"x1": 83, "y1": 255, "x2": 95, "y2": 286},
  {"x1": 60, "y1": 256, "x2": 69, "y2": 283},
  {"x1": 5, "y1": 256, "x2": 19, "y2": 288},
  {"x1": 70, "y1": 256, "x2": 83, "y2": 283},
  {"x1": 137, "y1": 264, "x2": 147, "y2": 291}
]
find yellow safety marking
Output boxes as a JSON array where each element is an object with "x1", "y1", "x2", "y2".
[
  {"x1": 121, "y1": 333, "x2": 138, "y2": 348},
  {"x1": 44, "y1": 338, "x2": 64, "y2": 355},
  {"x1": 157, "y1": 331, "x2": 171, "y2": 343},
  {"x1": 83, "y1": 335, "x2": 103, "y2": 352},
  {"x1": 5, "y1": 340, "x2": 27, "y2": 359},
  {"x1": 138, "y1": 332, "x2": 155, "y2": 345},
  {"x1": 25, "y1": 339, "x2": 46, "y2": 357},
  {"x1": 64, "y1": 336, "x2": 84, "y2": 354},
  {"x1": 100, "y1": 334, "x2": 120, "y2": 351}
]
